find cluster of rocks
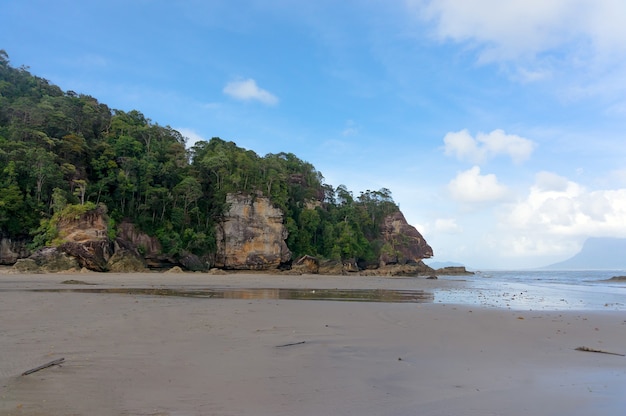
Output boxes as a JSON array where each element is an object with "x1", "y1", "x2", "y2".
[{"x1": 288, "y1": 256, "x2": 472, "y2": 277}]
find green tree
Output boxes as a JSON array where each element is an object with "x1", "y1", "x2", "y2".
[
  {"x1": 0, "y1": 183, "x2": 24, "y2": 234},
  {"x1": 173, "y1": 176, "x2": 202, "y2": 223},
  {"x1": 0, "y1": 54, "x2": 410, "y2": 268}
]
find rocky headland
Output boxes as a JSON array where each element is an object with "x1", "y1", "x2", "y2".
[{"x1": 3, "y1": 195, "x2": 470, "y2": 277}]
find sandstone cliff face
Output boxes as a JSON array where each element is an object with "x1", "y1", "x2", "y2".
[
  {"x1": 379, "y1": 211, "x2": 433, "y2": 265},
  {"x1": 56, "y1": 209, "x2": 109, "y2": 243},
  {"x1": 10, "y1": 199, "x2": 432, "y2": 274},
  {"x1": 15, "y1": 207, "x2": 145, "y2": 273},
  {"x1": 54, "y1": 206, "x2": 113, "y2": 271},
  {"x1": 215, "y1": 193, "x2": 291, "y2": 270},
  {"x1": 117, "y1": 222, "x2": 162, "y2": 257},
  {"x1": 116, "y1": 221, "x2": 172, "y2": 269},
  {"x1": 0, "y1": 237, "x2": 30, "y2": 265}
]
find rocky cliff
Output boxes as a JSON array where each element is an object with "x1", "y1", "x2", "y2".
[
  {"x1": 379, "y1": 211, "x2": 433, "y2": 265},
  {"x1": 116, "y1": 221, "x2": 178, "y2": 270},
  {"x1": 10, "y1": 198, "x2": 433, "y2": 275},
  {"x1": 14, "y1": 206, "x2": 146, "y2": 273},
  {"x1": 56, "y1": 208, "x2": 109, "y2": 242},
  {"x1": 214, "y1": 193, "x2": 291, "y2": 270},
  {"x1": 290, "y1": 209, "x2": 434, "y2": 276},
  {"x1": 0, "y1": 236, "x2": 30, "y2": 265},
  {"x1": 52, "y1": 206, "x2": 112, "y2": 271}
]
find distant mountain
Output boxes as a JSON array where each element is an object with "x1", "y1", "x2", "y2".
[{"x1": 542, "y1": 237, "x2": 626, "y2": 270}]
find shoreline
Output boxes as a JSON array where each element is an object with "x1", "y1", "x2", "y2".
[
  {"x1": 1, "y1": 267, "x2": 623, "y2": 311},
  {"x1": 1, "y1": 272, "x2": 625, "y2": 415}
]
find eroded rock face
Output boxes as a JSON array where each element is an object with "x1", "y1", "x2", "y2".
[
  {"x1": 360, "y1": 261, "x2": 434, "y2": 277},
  {"x1": 59, "y1": 240, "x2": 111, "y2": 272},
  {"x1": 107, "y1": 239, "x2": 147, "y2": 272},
  {"x1": 116, "y1": 221, "x2": 175, "y2": 269},
  {"x1": 55, "y1": 206, "x2": 113, "y2": 271},
  {"x1": 316, "y1": 259, "x2": 360, "y2": 275},
  {"x1": 215, "y1": 193, "x2": 291, "y2": 270},
  {"x1": 291, "y1": 255, "x2": 320, "y2": 274},
  {"x1": 56, "y1": 208, "x2": 109, "y2": 243},
  {"x1": 179, "y1": 252, "x2": 209, "y2": 272},
  {"x1": 317, "y1": 260, "x2": 344, "y2": 275},
  {"x1": 0, "y1": 237, "x2": 30, "y2": 265},
  {"x1": 379, "y1": 211, "x2": 433, "y2": 265},
  {"x1": 16, "y1": 206, "x2": 113, "y2": 273},
  {"x1": 15, "y1": 247, "x2": 79, "y2": 273},
  {"x1": 117, "y1": 221, "x2": 162, "y2": 258}
]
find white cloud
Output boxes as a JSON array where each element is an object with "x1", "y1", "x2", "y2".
[
  {"x1": 448, "y1": 166, "x2": 508, "y2": 202},
  {"x1": 434, "y1": 218, "x2": 462, "y2": 234},
  {"x1": 176, "y1": 128, "x2": 207, "y2": 148},
  {"x1": 513, "y1": 66, "x2": 552, "y2": 83},
  {"x1": 505, "y1": 172, "x2": 626, "y2": 237},
  {"x1": 485, "y1": 174, "x2": 626, "y2": 264},
  {"x1": 609, "y1": 168, "x2": 626, "y2": 186},
  {"x1": 223, "y1": 78, "x2": 279, "y2": 105},
  {"x1": 534, "y1": 171, "x2": 569, "y2": 192},
  {"x1": 409, "y1": 0, "x2": 626, "y2": 97},
  {"x1": 443, "y1": 129, "x2": 535, "y2": 164},
  {"x1": 490, "y1": 233, "x2": 583, "y2": 262},
  {"x1": 411, "y1": 0, "x2": 626, "y2": 62}
]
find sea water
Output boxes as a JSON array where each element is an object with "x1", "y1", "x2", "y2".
[
  {"x1": 474, "y1": 269, "x2": 626, "y2": 286},
  {"x1": 434, "y1": 269, "x2": 626, "y2": 311}
]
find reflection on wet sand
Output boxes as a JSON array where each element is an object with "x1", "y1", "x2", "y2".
[{"x1": 17, "y1": 287, "x2": 435, "y2": 303}]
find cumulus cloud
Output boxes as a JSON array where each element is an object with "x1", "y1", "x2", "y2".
[
  {"x1": 448, "y1": 166, "x2": 508, "y2": 202},
  {"x1": 223, "y1": 78, "x2": 279, "y2": 105},
  {"x1": 411, "y1": 0, "x2": 626, "y2": 62},
  {"x1": 505, "y1": 172, "x2": 626, "y2": 237},
  {"x1": 534, "y1": 171, "x2": 569, "y2": 192},
  {"x1": 443, "y1": 129, "x2": 535, "y2": 164}
]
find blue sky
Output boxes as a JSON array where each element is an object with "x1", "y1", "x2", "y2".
[{"x1": 3, "y1": 0, "x2": 626, "y2": 269}]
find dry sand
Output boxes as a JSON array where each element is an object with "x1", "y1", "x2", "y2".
[{"x1": 1, "y1": 271, "x2": 625, "y2": 416}]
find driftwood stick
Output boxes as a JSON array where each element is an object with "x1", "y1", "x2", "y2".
[
  {"x1": 275, "y1": 341, "x2": 306, "y2": 348},
  {"x1": 575, "y1": 346, "x2": 625, "y2": 357},
  {"x1": 21, "y1": 358, "x2": 65, "y2": 376}
]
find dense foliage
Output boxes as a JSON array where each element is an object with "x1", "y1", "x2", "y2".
[{"x1": 0, "y1": 51, "x2": 399, "y2": 263}]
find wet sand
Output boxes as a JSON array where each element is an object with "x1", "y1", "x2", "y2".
[{"x1": 1, "y1": 271, "x2": 625, "y2": 415}]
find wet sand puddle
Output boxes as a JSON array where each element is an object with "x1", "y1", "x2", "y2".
[{"x1": 9, "y1": 287, "x2": 435, "y2": 303}]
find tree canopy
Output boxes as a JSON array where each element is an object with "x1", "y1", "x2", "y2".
[{"x1": 0, "y1": 51, "x2": 400, "y2": 263}]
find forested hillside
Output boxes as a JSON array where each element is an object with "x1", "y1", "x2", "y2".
[{"x1": 0, "y1": 51, "x2": 402, "y2": 265}]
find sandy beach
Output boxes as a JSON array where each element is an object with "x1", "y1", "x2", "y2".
[{"x1": 1, "y1": 271, "x2": 625, "y2": 416}]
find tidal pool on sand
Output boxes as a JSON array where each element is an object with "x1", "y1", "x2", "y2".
[{"x1": 18, "y1": 287, "x2": 436, "y2": 303}]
